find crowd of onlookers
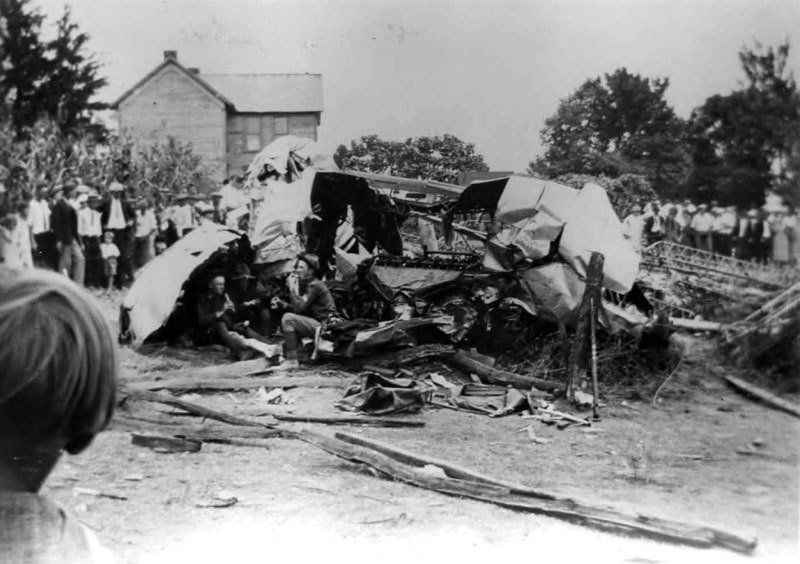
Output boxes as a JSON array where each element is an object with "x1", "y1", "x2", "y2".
[
  {"x1": 622, "y1": 199, "x2": 800, "y2": 265},
  {"x1": 0, "y1": 174, "x2": 246, "y2": 291}
]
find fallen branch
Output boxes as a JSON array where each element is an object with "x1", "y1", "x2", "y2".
[
  {"x1": 298, "y1": 431, "x2": 756, "y2": 554},
  {"x1": 123, "y1": 357, "x2": 270, "y2": 384},
  {"x1": 723, "y1": 375, "x2": 800, "y2": 419},
  {"x1": 114, "y1": 416, "x2": 291, "y2": 442},
  {"x1": 272, "y1": 414, "x2": 425, "y2": 427},
  {"x1": 441, "y1": 352, "x2": 564, "y2": 393},
  {"x1": 126, "y1": 390, "x2": 277, "y2": 428}
]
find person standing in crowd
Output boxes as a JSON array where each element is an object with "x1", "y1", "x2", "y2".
[
  {"x1": 0, "y1": 214, "x2": 18, "y2": 267},
  {"x1": 172, "y1": 192, "x2": 198, "y2": 238},
  {"x1": 99, "y1": 231, "x2": 120, "y2": 294},
  {"x1": 769, "y1": 206, "x2": 792, "y2": 265},
  {"x1": 0, "y1": 267, "x2": 118, "y2": 563},
  {"x1": 160, "y1": 193, "x2": 180, "y2": 246},
  {"x1": 784, "y1": 205, "x2": 799, "y2": 265},
  {"x1": 210, "y1": 191, "x2": 227, "y2": 225},
  {"x1": 681, "y1": 202, "x2": 697, "y2": 247},
  {"x1": 50, "y1": 183, "x2": 85, "y2": 285},
  {"x1": 690, "y1": 203, "x2": 714, "y2": 251},
  {"x1": 12, "y1": 201, "x2": 34, "y2": 268},
  {"x1": 133, "y1": 199, "x2": 157, "y2": 270},
  {"x1": 273, "y1": 253, "x2": 337, "y2": 369},
  {"x1": 712, "y1": 205, "x2": 738, "y2": 257},
  {"x1": 79, "y1": 194, "x2": 103, "y2": 287},
  {"x1": 100, "y1": 181, "x2": 134, "y2": 287},
  {"x1": 663, "y1": 207, "x2": 682, "y2": 243},
  {"x1": 643, "y1": 202, "x2": 664, "y2": 247},
  {"x1": 739, "y1": 207, "x2": 770, "y2": 262},
  {"x1": 28, "y1": 183, "x2": 54, "y2": 269},
  {"x1": 622, "y1": 204, "x2": 645, "y2": 252}
]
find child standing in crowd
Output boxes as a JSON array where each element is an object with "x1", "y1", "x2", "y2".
[
  {"x1": 100, "y1": 231, "x2": 120, "y2": 294},
  {"x1": 12, "y1": 202, "x2": 34, "y2": 268}
]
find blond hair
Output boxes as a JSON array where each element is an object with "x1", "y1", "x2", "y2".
[{"x1": 0, "y1": 267, "x2": 117, "y2": 454}]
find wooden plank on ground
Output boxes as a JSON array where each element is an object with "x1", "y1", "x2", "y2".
[
  {"x1": 272, "y1": 414, "x2": 424, "y2": 427},
  {"x1": 298, "y1": 430, "x2": 756, "y2": 554},
  {"x1": 723, "y1": 375, "x2": 800, "y2": 419},
  {"x1": 125, "y1": 374, "x2": 346, "y2": 392}
]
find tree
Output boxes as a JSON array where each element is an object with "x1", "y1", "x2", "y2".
[
  {"x1": 0, "y1": 0, "x2": 107, "y2": 135},
  {"x1": 529, "y1": 68, "x2": 690, "y2": 197},
  {"x1": 334, "y1": 134, "x2": 489, "y2": 184},
  {"x1": 0, "y1": 0, "x2": 49, "y2": 130},
  {"x1": 686, "y1": 42, "x2": 800, "y2": 208}
]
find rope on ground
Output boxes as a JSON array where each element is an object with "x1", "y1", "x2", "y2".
[{"x1": 651, "y1": 354, "x2": 683, "y2": 407}]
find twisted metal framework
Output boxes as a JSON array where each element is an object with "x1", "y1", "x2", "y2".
[{"x1": 641, "y1": 241, "x2": 796, "y2": 289}]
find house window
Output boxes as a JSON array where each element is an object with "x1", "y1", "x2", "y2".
[
  {"x1": 274, "y1": 115, "x2": 288, "y2": 135},
  {"x1": 245, "y1": 116, "x2": 261, "y2": 134},
  {"x1": 246, "y1": 134, "x2": 261, "y2": 152}
]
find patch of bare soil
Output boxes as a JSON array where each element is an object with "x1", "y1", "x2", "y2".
[{"x1": 44, "y1": 292, "x2": 799, "y2": 563}]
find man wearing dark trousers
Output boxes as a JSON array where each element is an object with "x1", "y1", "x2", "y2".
[
  {"x1": 50, "y1": 182, "x2": 85, "y2": 285},
  {"x1": 194, "y1": 274, "x2": 265, "y2": 361},
  {"x1": 100, "y1": 181, "x2": 134, "y2": 287}
]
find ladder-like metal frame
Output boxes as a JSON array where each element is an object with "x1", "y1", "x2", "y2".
[{"x1": 642, "y1": 241, "x2": 796, "y2": 289}]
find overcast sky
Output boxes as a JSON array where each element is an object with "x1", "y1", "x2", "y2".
[{"x1": 34, "y1": 0, "x2": 800, "y2": 172}]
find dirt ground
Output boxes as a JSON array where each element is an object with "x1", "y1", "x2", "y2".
[{"x1": 43, "y1": 291, "x2": 799, "y2": 564}]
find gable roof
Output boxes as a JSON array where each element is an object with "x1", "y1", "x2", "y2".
[
  {"x1": 111, "y1": 58, "x2": 233, "y2": 109},
  {"x1": 201, "y1": 74, "x2": 323, "y2": 113}
]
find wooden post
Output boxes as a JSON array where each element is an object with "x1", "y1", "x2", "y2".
[{"x1": 566, "y1": 252, "x2": 604, "y2": 403}]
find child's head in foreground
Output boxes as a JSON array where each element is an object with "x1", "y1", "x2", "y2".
[{"x1": 0, "y1": 267, "x2": 117, "y2": 493}]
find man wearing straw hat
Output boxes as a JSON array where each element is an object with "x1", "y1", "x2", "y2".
[{"x1": 100, "y1": 181, "x2": 135, "y2": 287}]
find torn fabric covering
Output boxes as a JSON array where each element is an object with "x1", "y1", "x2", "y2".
[
  {"x1": 249, "y1": 170, "x2": 315, "y2": 264},
  {"x1": 448, "y1": 175, "x2": 639, "y2": 294},
  {"x1": 122, "y1": 224, "x2": 243, "y2": 345},
  {"x1": 245, "y1": 135, "x2": 337, "y2": 182},
  {"x1": 339, "y1": 373, "x2": 430, "y2": 415},
  {"x1": 318, "y1": 317, "x2": 444, "y2": 358},
  {"x1": 559, "y1": 183, "x2": 639, "y2": 293},
  {"x1": 308, "y1": 172, "x2": 406, "y2": 267},
  {"x1": 370, "y1": 265, "x2": 463, "y2": 293},
  {"x1": 518, "y1": 262, "x2": 586, "y2": 324}
]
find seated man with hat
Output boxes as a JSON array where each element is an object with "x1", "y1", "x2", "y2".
[
  {"x1": 194, "y1": 272, "x2": 272, "y2": 361},
  {"x1": 272, "y1": 253, "x2": 337, "y2": 368}
]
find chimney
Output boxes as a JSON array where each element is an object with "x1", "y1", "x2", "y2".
[
  {"x1": 188, "y1": 67, "x2": 200, "y2": 75},
  {"x1": 163, "y1": 50, "x2": 177, "y2": 61}
]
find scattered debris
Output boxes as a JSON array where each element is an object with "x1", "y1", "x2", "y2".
[
  {"x1": 72, "y1": 487, "x2": 128, "y2": 501},
  {"x1": 131, "y1": 432, "x2": 202, "y2": 454},
  {"x1": 195, "y1": 494, "x2": 239, "y2": 509}
]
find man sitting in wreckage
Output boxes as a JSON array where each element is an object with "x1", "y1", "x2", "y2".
[
  {"x1": 271, "y1": 252, "x2": 337, "y2": 369},
  {"x1": 194, "y1": 267, "x2": 274, "y2": 361}
]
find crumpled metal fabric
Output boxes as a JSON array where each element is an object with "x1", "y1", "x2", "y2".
[{"x1": 338, "y1": 373, "x2": 431, "y2": 415}]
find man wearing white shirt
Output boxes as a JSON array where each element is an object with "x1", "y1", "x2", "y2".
[
  {"x1": 690, "y1": 204, "x2": 714, "y2": 251},
  {"x1": 79, "y1": 194, "x2": 103, "y2": 286},
  {"x1": 712, "y1": 206, "x2": 737, "y2": 256},
  {"x1": 28, "y1": 184, "x2": 54, "y2": 269},
  {"x1": 133, "y1": 199, "x2": 158, "y2": 268},
  {"x1": 172, "y1": 193, "x2": 198, "y2": 238},
  {"x1": 100, "y1": 181, "x2": 134, "y2": 287}
]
